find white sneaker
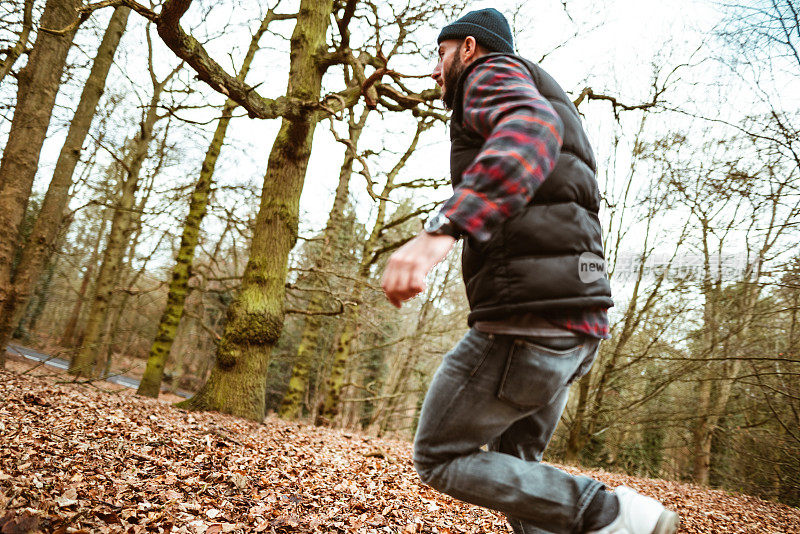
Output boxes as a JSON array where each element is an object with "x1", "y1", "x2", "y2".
[{"x1": 586, "y1": 486, "x2": 680, "y2": 534}]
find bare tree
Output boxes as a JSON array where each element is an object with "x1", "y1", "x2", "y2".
[
  {"x1": 278, "y1": 107, "x2": 370, "y2": 419},
  {"x1": 317, "y1": 117, "x2": 444, "y2": 425},
  {"x1": 367, "y1": 254, "x2": 459, "y2": 436},
  {"x1": 69, "y1": 28, "x2": 183, "y2": 376},
  {"x1": 0, "y1": 6, "x2": 131, "y2": 355},
  {"x1": 60, "y1": 205, "x2": 112, "y2": 348},
  {"x1": 137, "y1": 7, "x2": 294, "y2": 398},
  {"x1": 131, "y1": 0, "x2": 444, "y2": 420},
  {"x1": 0, "y1": 0, "x2": 81, "y2": 368}
]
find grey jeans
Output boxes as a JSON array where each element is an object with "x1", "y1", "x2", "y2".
[{"x1": 413, "y1": 328, "x2": 603, "y2": 534}]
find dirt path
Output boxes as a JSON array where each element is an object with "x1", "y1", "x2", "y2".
[{"x1": 5, "y1": 343, "x2": 191, "y2": 397}]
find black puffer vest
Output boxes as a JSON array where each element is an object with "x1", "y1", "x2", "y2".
[{"x1": 451, "y1": 53, "x2": 613, "y2": 325}]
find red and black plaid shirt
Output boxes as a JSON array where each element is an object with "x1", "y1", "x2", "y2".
[{"x1": 440, "y1": 56, "x2": 610, "y2": 339}]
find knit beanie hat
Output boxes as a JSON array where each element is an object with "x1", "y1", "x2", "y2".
[{"x1": 437, "y1": 8, "x2": 514, "y2": 54}]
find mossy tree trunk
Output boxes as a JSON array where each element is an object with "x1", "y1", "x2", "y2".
[
  {"x1": 137, "y1": 11, "x2": 279, "y2": 398},
  {"x1": 279, "y1": 293, "x2": 326, "y2": 419},
  {"x1": 0, "y1": 6, "x2": 131, "y2": 355},
  {"x1": 317, "y1": 302, "x2": 359, "y2": 423},
  {"x1": 176, "y1": 0, "x2": 336, "y2": 421},
  {"x1": 132, "y1": 0, "x2": 437, "y2": 420},
  {"x1": 279, "y1": 108, "x2": 369, "y2": 420},
  {"x1": 0, "y1": 0, "x2": 81, "y2": 367}
]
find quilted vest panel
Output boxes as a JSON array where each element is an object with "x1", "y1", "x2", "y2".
[{"x1": 449, "y1": 53, "x2": 613, "y2": 324}]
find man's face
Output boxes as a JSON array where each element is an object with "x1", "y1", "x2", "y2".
[{"x1": 432, "y1": 40, "x2": 465, "y2": 109}]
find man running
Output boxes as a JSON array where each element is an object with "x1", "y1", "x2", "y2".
[{"x1": 381, "y1": 7, "x2": 680, "y2": 534}]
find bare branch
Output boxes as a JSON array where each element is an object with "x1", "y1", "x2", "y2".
[
  {"x1": 41, "y1": 0, "x2": 310, "y2": 120},
  {"x1": 285, "y1": 299, "x2": 356, "y2": 317},
  {"x1": 156, "y1": 0, "x2": 302, "y2": 119},
  {"x1": 0, "y1": 0, "x2": 34, "y2": 82},
  {"x1": 572, "y1": 87, "x2": 658, "y2": 117},
  {"x1": 39, "y1": 0, "x2": 157, "y2": 35},
  {"x1": 328, "y1": 117, "x2": 389, "y2": 202}
]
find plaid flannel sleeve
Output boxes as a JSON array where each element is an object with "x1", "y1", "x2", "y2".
[{"x1": 440, "y1": 56, "x2": 564, "y2": 242}]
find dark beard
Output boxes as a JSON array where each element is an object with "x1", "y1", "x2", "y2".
[{"x1": 442, "y1": 53, "x2": 465, "y2": 110}]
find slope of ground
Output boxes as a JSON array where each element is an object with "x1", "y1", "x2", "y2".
[{"x1": 1, "y1": 368, "x2": 799, "y2": 534}]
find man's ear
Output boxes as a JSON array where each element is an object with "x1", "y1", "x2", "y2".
[{"x1": 462, "y1": 36, "x2": 479, "y2": 62}]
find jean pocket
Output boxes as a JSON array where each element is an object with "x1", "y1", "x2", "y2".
[
  {"x1": 444, "y1": 329, "x2": 496, "y2": 378},
  {"x1": 496, "y1": 338, "x2": 585, "y2": 410}
]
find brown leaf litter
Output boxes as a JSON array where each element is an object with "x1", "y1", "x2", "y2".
[{"x1": 1, "y1": 370, "x2": 799, "y2": 533}]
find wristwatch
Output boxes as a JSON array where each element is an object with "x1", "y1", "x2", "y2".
[{"x1": 424, "y1": 212, "x2": 462, "y2": 239}]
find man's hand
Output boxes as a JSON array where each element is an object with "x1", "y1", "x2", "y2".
[{"x1": 381, "y1": 232, "x2": 457, "y2": 308}]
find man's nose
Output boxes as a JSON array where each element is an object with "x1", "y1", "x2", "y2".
[{"x1": 431, "y1": 65, "x2": 442, "y2": 84}]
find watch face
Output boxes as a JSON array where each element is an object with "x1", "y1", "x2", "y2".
[{"x1": 425, "y1": 213, "x2": 446, "y2": 232}]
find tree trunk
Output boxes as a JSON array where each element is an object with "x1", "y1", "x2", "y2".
[
  {"x1": 691, "y1": 373, "x2": 714, "y2": 485},
  {"x1": 278, "y1": 292, "x2": 325, "y2": 419},
  {"x1": 691, "y1": 232, "x2": 751, "y2": 484},
  {"x1": 565, "y1": 369, "x2": 592, "y2": 464},
  {"x1": 18, "y1": 248, "x2": 60, "y2": 337},
  {"x1": 691, "y1": 354, "x2": 744, "y2": 488},
  {"x1": 279, "y1": 108, "x2": 367, "y2": 419},
  {"x1": 60, "y1": 209, "x2": 111, "y2": 347},
  {"x1": 138, "y1": 12, "x2": 277, "y2": 398},
  {"x1": 315, "y1": 215, "x2": 383, "y2": 426},
  {"x1": 69, "y1": 88, "x2": 163, "y2": 376},
  {"x1": 371, "y1": 265, "x2": 451, "y2": 435},
  {"x1": 0, "y1": 6, "x2": 130, "y2": 354},
  {"x1": 102, "y1": 203, "x2": 163, "y2": 377},
  {"x1": 137, "y1": 101, "x2": 235, "y2": 395},
  {"x1": 317, "y1": 303, "x2": 358, "y2": 424},
  {"x1": 176, "y1": 0, "x2": 335, "y2": 421},
  {"x1": 0, "y1": 0, "x2": 81, "y2": 367}
]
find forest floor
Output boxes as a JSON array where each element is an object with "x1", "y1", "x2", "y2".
[{"x1": 2, "y1": 357, "x2": 800, "y2": 534}]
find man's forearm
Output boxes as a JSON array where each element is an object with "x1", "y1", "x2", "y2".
[
  {"x1": 438, "y1": 57, "x2": 564, "y2": 242},
  {"x1": 441, "y1": 108, "x2": 563, "y2": 241}
]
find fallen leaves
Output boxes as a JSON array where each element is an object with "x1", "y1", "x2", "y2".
[
  {"x1": 1, "y1": 369, "x2": 799, "y2": 533},
  {"x1": 55, "y1": 488, "x2": 78, "y2": 508}
]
